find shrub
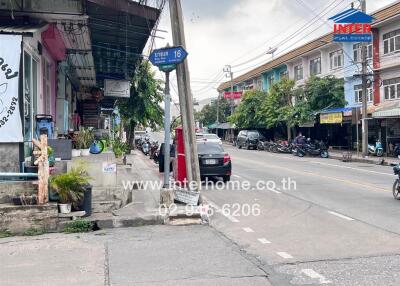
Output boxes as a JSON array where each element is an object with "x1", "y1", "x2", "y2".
[{"x1": 63, "y1": 219, "x2": 93, "y2": 233}]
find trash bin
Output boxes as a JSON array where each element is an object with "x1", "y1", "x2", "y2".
[{"x1": 75, "y1": 185, "x2": 92, "y2": 217}]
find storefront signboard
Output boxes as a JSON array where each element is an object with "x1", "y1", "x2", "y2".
[
  {"x1": 320, "y1": 112, "x2": 343, "y2": 124},
  {"x1": 0, "y1": 35, "x2": 23, "y2": 142}
]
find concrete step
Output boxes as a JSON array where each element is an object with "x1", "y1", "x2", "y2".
[
  {"x1": 92, "y1": 199, "x2": 122, "y2": 213},
  {"x1": 0, "y1": 181, "x2": 38, "y2": 204}
]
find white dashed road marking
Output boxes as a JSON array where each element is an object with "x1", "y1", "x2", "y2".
[
  {"x1": 301, "y1": 269, "x2": 332, "y2": 284},
  {"x1": 276, "y1": 252, "x2": 293, "y2": 259},
  {"x1": 267, "y1": 188, "x2": 282, "y2": 194},
  {"x1": 242, "y1": 227, "x2": 254, "y2": 233},
  {"x1": 257, "y1": 238, "x2": 271, "y2": 244},
  {"x1": 328, "y1": 211, "x2": 354, "y2": 221},
  {"x1": 206, "y1": 199, "x2": 240, "y2": 223}
]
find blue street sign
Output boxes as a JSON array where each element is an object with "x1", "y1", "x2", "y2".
[{"x1": 149, "y1": 46, "x2": 188, "y2": 67}]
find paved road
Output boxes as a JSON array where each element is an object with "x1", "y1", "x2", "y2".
[{"x1": 201, "y1": 144, "x2": 400, "y2": 285}]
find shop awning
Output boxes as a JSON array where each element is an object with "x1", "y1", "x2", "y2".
[
  {"x1": 218, "y1": 122, "x2": 233, "y2": 130},
  {"x1": 86, "y1": 0, "x2": 161, "y2": 87},
  {"x1": 320, "y1": 107, "x2": 353, "y2": 114},
  {"x1": 0, "y1": 22, "x2": 48, "y2": 36},
  {"x1": 372, "y1": 101, "x2": 400, "y2": 118}
]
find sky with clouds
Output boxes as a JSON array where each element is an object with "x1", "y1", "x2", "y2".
[{"x1": 146, "y1": 0, "x2": 396, "y2": 107}]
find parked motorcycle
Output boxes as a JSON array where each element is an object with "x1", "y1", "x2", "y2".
[
  {"x1": 149, "y1": 141, "x2": 160, "y2": 160},
  {"x1": 294, "y1": 139, "x2": 329, "y2": 158},
  {"x1": 276, "y1": 140, "x2": 293, "y2": 153},
  {"x1": 393, "y1": 163, "x2": 400, "y2": 200},
  {"x1": 394, "y1": 143, "x2": 400, "y2": 158},
  {"x1": 257, "y1": 140, "x2": 269, "y2": 151},
  {"x1": 368, "y1": 140, "x2": 383, "y2": 157},
  {"x1": 141, "y1": 138, "x2": 150, "y2": 155}
]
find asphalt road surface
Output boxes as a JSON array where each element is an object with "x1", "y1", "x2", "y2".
[{"x1": 201, "y1": 144, "x2": 400, "y2": 286}]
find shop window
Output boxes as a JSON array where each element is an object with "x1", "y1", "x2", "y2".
[
  {"x1": 329, "y1": 50, "x2": 343, "y2": 70},
  {"x1": 43, "y1": 60, "x2": 51, "y2": 114},
  {"x1": 268, "y1": 75, "x2": 274, "y2": 87},
  {"x1": 279, "y1": 71, "x2": 288, "y2": 79},
  {"x1": 354, "y1": 85, "x2": 372, "y2": 103},
  {"x1": 294, "y1": 65, "x2": 303, "y2": 81},
  {"x1": 383, "y1": 29, "x2": 400, "y2": 54},
  {"x1": 310, "y1": 57, "x2": 321, "y2": 76},
  {"x1": 23, "y1": 52, "x2": 39, "y2": 157},
  {"x1": 383, "y1": 77, "x2": 400, "y2": 100},
  {"x1": 353, "y1": 43, "x2": 372, "y2": 62}
]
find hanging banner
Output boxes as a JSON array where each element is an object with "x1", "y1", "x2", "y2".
[{"x1": 0, "y1": 35, "x2": 23, "y2": 142}]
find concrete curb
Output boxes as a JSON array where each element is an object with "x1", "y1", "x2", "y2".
[
  {"x1": 329, "y1": 153, "x2": 391, "y2": 165},
  {"x1": 88, "y1": 213, "x2": 165, "y2": 229}
]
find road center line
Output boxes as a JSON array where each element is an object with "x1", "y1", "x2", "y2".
[
  {"x1": 242, "y1": 227, "x2": 254, "y2": 233},
  {"x1": 257, "y1": 238, "x2": 271, "y2": 244},
  {"x1": 328, "y1": 211, "x2": 354, "y2": 221},
  {"x1": 276, "y1": 252, "x2": 293, "y2": 259},
  {"x1": 301, "y1": 269, "x2": 332, "y2": 284}
]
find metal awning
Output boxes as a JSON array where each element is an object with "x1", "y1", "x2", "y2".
[
  {"x1": 372, "y1": 101, "x2": 400, "y2": 118},
  {"x1": 320, "y1": 107, "x2": 353, "y2": 114},
  {"x1": 0, "y1": 22, "x2": 48, "y2": 36},
  {"x1": 86, "y1": 0, "x2": 161, "y2": 87}
]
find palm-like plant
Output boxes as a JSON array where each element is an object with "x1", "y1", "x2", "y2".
[{"x1": 49, "y1": 165, "x2": 91, "y2": 205}]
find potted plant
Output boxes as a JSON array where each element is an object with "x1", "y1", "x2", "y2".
[
  {"x1": 75, "y1": 128, "x2": 94, "y2": 157},
  {"x1": 49, "y1": 165, "x2": 91, "y2": 214},
  {"x1": 112, "y1": 137, "x2": 128, "y2": 159}
]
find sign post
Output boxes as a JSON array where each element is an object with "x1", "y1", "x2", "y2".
[{"x1": 149, "y1": 46, "x2": 188, "y2": 189}]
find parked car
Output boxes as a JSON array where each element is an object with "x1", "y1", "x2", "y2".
[
  {"x1": 236, "y1": 130, "x2": 263, "y2": 150},
  {"x1": 196, "y1": 133, "x2": 222, "y2": 145},
  {"x1": 197, "y1": 141, "x2": 231, "y2": 182}
]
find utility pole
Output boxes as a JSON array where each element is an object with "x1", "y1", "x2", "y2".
[
  {"x1": 163, "y1": 71, "x2": 171, "y2": 188},
  {"x1": 224, "y1": 65, "x2": 234, "y2": 141},
  {"x1": 360, "y1": 0, "x2": 368, "y2": 157},
  {"x1": 216, "y1": 94, "x2": 219, "y2": 137},
  {"x1": 169, "y1": 0, "x2": 201, "y2": 189}
]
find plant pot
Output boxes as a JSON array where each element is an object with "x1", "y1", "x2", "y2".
[
  {"x1": 58, "y1": 203, "x2": 72, "y2": 214},
  {"x1": 72, "y1": 149, "x2": 81, "y2": 157},
  {"x1": 80, "y1": 149, "x2": 90, "y2": 156}
]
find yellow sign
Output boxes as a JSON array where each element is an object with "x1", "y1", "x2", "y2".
[{"x1": 320, "y1": 112, "x2": 343, "y2": 124}]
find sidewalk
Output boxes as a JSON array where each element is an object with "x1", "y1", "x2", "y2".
[
  {"x1": 328, "y1": 149, "x2": 399, "y2": 165},
  {"x1": 0, "y1": 225, "x2": 271, "y2": 286},
  {"x1": 89, "y1": 150, "x2": 165, "y2": 229}
]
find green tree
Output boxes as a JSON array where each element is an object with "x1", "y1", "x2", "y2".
[
  {"x1": 261, "y1": 78, "x2": 296, "y2": 139},
  {"x1": 117, "y1": 60, "x2": 164, "y2": 149},
  {"x1": 302, "y1": 75, "x2": 346, "y2": 113},
  {"x1": 198, "y1": 97, "x2": 231, "y2": 127},
  {"x1": 229, "y1": 90, "x2": 268, "y2": 129}
]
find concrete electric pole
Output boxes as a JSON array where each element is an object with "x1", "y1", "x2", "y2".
[
  {"x1": 223, "y1": 65, "x2": 234, "y2": 141},
  {"x1": 360, "y1": 0, "x2": 368, "y2": 157},
  {"x1": 169, "y1": 0, "x2": 201, "y2": 189}
]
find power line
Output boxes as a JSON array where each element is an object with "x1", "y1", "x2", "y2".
[{"x1": 228, "y1": 0, "x2": 346, "y2": 69}]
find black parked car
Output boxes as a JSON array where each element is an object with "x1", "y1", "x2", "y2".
[
  {"x1": 236, "y1": 130, "x2": 263, "y2": 150},
  {"x1": 198, "y1": 141, "x2": 232, "y2": 182}
]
